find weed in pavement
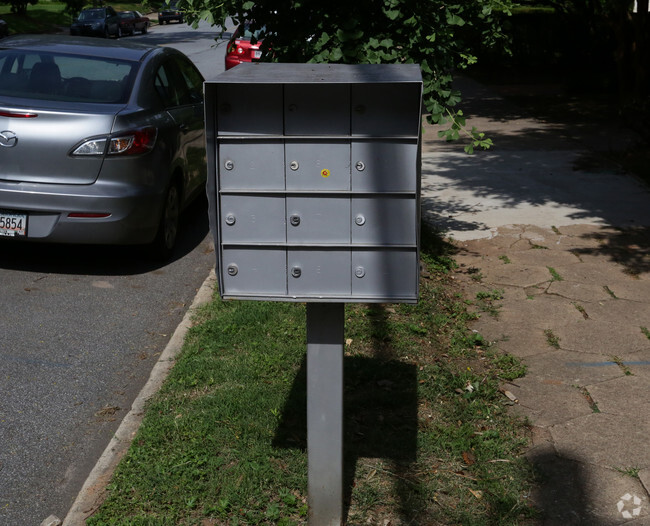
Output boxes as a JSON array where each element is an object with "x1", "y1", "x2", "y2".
[{"x1": 88, "y1": 225, "x2": 536, "y2": 525}]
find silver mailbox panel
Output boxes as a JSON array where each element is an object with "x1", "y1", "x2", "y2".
[
  {"x1": 352, "y1": 197, "x2": 417, "y2": 246},
  {"x1": 351, "y1": 83, "x2": 422, "y2": 137},
  {"x1": 221, "y1": 248, "x2": 287, "y2": 296},
  {"x1": 207, "y1": 64, "x2": 422, "y2": 302},
  {"x1": 285, "y1": 84, "x2": 350, "y2": 136},
  {"x1": 288, "y1": 249, "x2": 351, "y2": 297},
  {"x1": 217, "y1": 84, "x2": 283, "y2": 135},
  {"x1": 352, "y1": 249, "x2": 418, "y2": 299},
  {"x1": 220, "y1": 195, "x2": 286, "y2": 243},
  {"x1": 351, "y1": 141, "x2": 418, "y2": 193},
  {"x1": 219, "y1": 141, "x2": 285, "y2": 191},
  {"x1": 286, "y1": 196, "x2": 350, "y2": 244},
  {"x1": 285, "y1": 142, "x2": 350, "y2": 191}
]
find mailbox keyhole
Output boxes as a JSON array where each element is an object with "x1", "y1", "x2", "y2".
[
  {"x1": 355, "y1": 266, "x2": 366, "y2": 278},
  {"x1": 290, "y1": 160, "x2": 300, "y2": 171},
  {"x1": 290, "y1": 214, "x2": 301, "y2": 227},
  {"x1": 225, "y1": 214, "x2": 236, "y2": 226},
  {"x1": 355, "y1": 214, "x2": 366, "y2": 226},
  {"x1": 227, "y1": 264, "x2": 238, "y2": 276},
  {"x1": 355, "y1": 161, "x2": 366, "y2": 172},
  {"x1": 291, "y1": 267, "x2": 302, "y2": 278},
  {"x1": 224, "y1": 159, "x2": 234, "y2": 171}
]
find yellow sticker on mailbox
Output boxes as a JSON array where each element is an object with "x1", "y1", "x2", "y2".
[{"x1": 321, "y1": 169, "x2": 330, "y2": 178}]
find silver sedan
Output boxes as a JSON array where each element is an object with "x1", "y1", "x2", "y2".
[{"x1": 0, "y1": 35, "x2": 206, "y2": 259}]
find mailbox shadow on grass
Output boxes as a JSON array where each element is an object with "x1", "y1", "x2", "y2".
[{"x1": 273, "y1": 312, "x2": 420, "y2": 523}]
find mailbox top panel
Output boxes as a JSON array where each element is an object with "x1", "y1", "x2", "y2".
[{"x1": 208, "y1": 63, "x2": 422, "y2": 84}]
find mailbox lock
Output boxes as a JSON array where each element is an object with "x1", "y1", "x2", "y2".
[
  {"x1": 354, "y1": 214, "x2": 366, "y2": 226},
  {"x1": 289, "y1": 160, "x2": 299, "y2": 171},
  {"x1": 291, "y1": 267, "x2": 302, "y2": 278},
  {"x1": 225, "y1": 214, "x2": 236, "y2": 226},
  {"x1": 227, "y1": 264, "x2": 238, "y2": 276},
  {"x1": 290, "y1": 214, "x2": 301, "y2": 227},
  {"x1": 288, "y1": 103, "x2": 297, "y2": 112},
  {"x1": 355, "y1": 266, "x2": 366, "y2": 278},
  {"x1": 355, "y1": 161, "x2": 366, "y2": 172},
  {"x1": 224, "y1": 159, "x2": 234, "y2": 171}
]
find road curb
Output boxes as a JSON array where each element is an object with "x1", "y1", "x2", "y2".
[{"x1": 61, "y1": 269, "x2": 217, "y2": 526}]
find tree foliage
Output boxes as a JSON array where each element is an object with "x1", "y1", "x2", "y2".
[
  {"x1": 182, "y1": 0, "x2": 514, "y2": 152},
  {"x1": 518, "y1": 0, "x2": 649, "y2": 104}
]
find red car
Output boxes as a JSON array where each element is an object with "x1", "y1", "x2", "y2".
[
  {"x1": 117, "y1": 11, "x2": 150, "y2": 35},
  {"x1": 225, "y1": 22, "x2": 268, "y2": 70}
]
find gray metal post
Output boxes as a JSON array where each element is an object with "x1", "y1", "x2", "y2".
[{"x1": 306, "y1": 303, "x2": 344, "y2": 526}]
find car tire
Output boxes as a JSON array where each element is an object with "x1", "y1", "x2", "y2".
[
  {"x1": 142, "y1": 23, "x2": 148, "y2": 34},
  {"x1": 116, "y1": 26, "x2": 122, "y2": 38},
  {"x1": 151, "y1": 183, "x2": 180, "y2": 260}
]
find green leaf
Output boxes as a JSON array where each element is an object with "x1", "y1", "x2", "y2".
[
  {"x1": 447, "y1": 13, "x2": 466, "y2": 26},
  {"x1": 329, "y1": 47, "x2": 343, "y2": 61},
  {"x1": 385, "y1": 9, "x2": 400, "y2": 20}
]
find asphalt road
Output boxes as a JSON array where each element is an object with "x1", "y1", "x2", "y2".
[{"x1": 0, "y1": 20, "x2": 229, "y2": 525}]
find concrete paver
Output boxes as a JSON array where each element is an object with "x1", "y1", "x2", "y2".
[{"x1": 422, "y1": 75, "x2": 650, "y2": 524}]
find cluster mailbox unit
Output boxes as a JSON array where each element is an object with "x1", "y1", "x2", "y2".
[
  {"x1": 205, "y1": 63, "x2": 422, "y2": 524},
  {"x1": 205, "y1": 63, "x2": 423, "y2": 303}
]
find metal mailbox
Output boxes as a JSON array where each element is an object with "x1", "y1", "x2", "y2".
[{"x1": 205, "y1": 63, "x2": 423, "y2": 303}]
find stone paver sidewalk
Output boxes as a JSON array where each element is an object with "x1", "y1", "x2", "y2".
[{"x1": 421, "y1": 75, "x2": 650, "y2": 524}]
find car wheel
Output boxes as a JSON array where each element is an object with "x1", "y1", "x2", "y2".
[
  {"x1": 142, "y1": 23, "x2": 148, "y2": 34},
  {"x1": 116, "y1": 26, "x2": 122, "y2": 38},
  {"x1": 151, "y1": 183, "x2": 180, "y2": 260}
]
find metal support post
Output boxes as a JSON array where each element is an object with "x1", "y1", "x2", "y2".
[{"x1": 306, "y1": 303, "x2": 344, "y2": 526}]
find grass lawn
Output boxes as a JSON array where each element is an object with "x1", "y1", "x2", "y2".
[{"x1": 86, "y1": 225, "x2": 538, "y2": 525}]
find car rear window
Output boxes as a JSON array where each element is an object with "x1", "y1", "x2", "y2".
[
  {"x1": 0, "y1": 50, "x2": 137, "y2": 104},
  {"x1": 78, "y1": 9, "x2": 105, "y2": 20}
]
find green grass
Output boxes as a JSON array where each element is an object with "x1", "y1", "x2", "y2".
[
  {"x1": 543, "y1": 329, "x2": 560, "y2": 349},
  {"x1": 87, "y1": 225, "x2": 537, "y2": 525}
]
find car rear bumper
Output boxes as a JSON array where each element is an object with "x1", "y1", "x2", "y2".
[{"x1": 0, "y1": 180, "x2": 165, "y2": 245}]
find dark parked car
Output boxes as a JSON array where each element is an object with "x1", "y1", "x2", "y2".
[
  {"x1": 118, "y1": 10, "x2": 150, "y2": 35},
  {"x1": 0, "y1": 35, "x2": 207, "y2": 258},
  {"x1": 158, "y1": 0, "x2": 184, "y2": 24},
  {"x1": 225, "y1": 21, "x2": 268, "y2": 70},
  {"x1": 0, "y1": 19, "x2": 8, "y2": 39},
  {"x1": 70, "y1": 6, "x2": 121, "y2": 38}
]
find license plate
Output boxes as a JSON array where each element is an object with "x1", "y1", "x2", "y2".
[
  {"x1": 253, "y1": 50, "x2": 262, "y2": 59},
  {"x1": 0, "y1": 211, "x2": 27, "y2": 237}
]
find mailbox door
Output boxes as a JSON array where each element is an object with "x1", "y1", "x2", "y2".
[
  {"x1": 284, "y1": 84, "x2": 350, "y2": 136},
  {"x1": 351, "y1": 83, "x2": 421, "y2": 137},
  {"x1": 217, "y1": 84, "x2": 283, "y2": 135},
  {"x1": 219, "y1": 140, "x2": 285, "y2": 191},
  {"x1": 220, "y1": 195, "x2": 286, "y2": 243},
  {"x1": 288, "y1": 249, "x2": 351, "y2": 297},
  {"x1": 286, "y1": 196, "x2": 350, "y2": 244},
  {"x1": 351, "y1": 196, "x2": 417, "y2": 245},
  {"x1": 352, "y1": 249, "x2": 418, "y2": 299},
  {"x1": 285, "y1": 142, "x2": 351, "y2": 191},
  {"x1": 221, "y1": 247, "x2": 287, "y2": 296},
  {"x1": 351, "y1": 140, "x2": 418, "y2": 193}
]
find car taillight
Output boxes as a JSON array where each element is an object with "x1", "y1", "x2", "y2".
[
  {"x1": 0, "y1": 110, "x2": 38, "y2": 118},
  {"x1": 72, "y1": 127, "x2": 158, "y2": 156}
]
